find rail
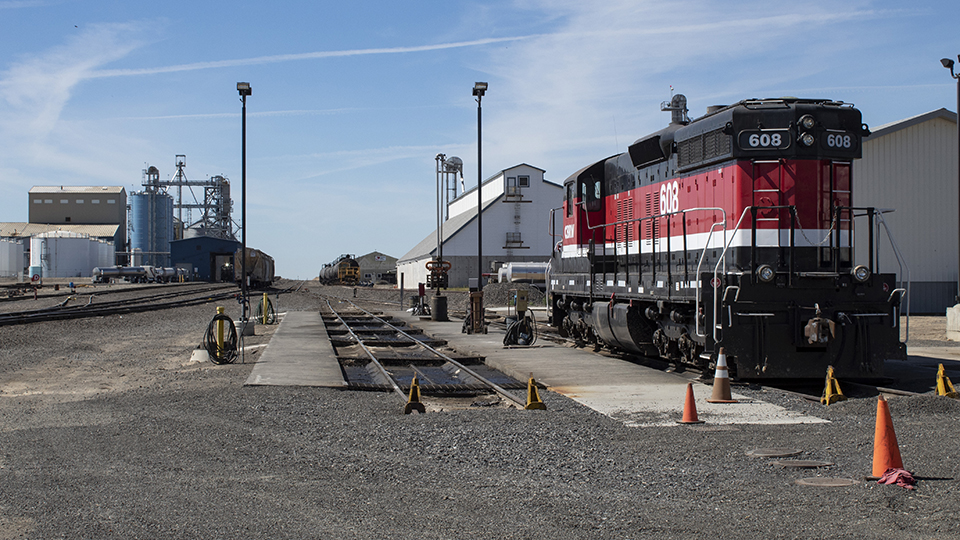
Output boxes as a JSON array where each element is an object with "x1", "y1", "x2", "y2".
[
  {"x1": 0, "y1": 284, "x2": 237, "y2": 326},
  {"x1": 324, "y1": 298, "x2": 528, "y2": 409}
]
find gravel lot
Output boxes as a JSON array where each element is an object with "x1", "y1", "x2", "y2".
[{"x1": 1, "y1": 279, "x2": 958, "y2": 539}]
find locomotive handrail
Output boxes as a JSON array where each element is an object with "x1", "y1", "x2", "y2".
[
  {"x1": 694, "y1": 221, "x2": 730, "y2": 337},
  {"x1": 711, "y1": 206, "x2": 759, "y2": 344},
  {"x1": 875, "y1": 210, "x2": 910, "y2": 342},
  {"x1": 711, "y1": 205, "x2": 910, "y2": 345},
  {"x1": 573, "y1": 200, "x2": 731, "y2": 336},
  {"x1": 574, "y1": 201, "x2": 727, "y2": 303},
  {"x1": 547, "y1": 206, "x2": 563, "y2": 241},
  {"x1": 830, "y1": 206, "x2": 909, "y2": 342}
]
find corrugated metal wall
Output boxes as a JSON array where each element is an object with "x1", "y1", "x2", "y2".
[{"x1": 856, "y1": 114, "x2": 958, "y2": 313}]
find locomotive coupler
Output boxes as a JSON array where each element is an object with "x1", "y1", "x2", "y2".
[{"x1": 803, "y1": 303, "x2": 836, "y2": 345}]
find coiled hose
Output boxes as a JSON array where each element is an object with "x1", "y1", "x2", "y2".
[
  {"x1": 255, "y1": 295, "x2": 277, "y2": 324},
  {"x1": 503, "y1": 310, "x2": 537, "y2": 346},
  {"x1": 203, "y1": 313, "x2": 239, "y2": 364}
]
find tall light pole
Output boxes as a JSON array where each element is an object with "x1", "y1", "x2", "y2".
[
  {"x1": 436, "y1": 153, "x2": 445, "y2": 273},
  {"x1": 941, "y1": 57, "x2": 960, "y2": 303},
  {"x1": 237, "y1": 82, "x2": 251, "y2": 323},
  {"x1": 473, "y1": 82, "x2": 487, "y2": 289},
  {"x1": 473, "y1": 82, "x2": 487, "y2": 333}
]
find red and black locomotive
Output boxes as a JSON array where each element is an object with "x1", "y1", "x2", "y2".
[{"x1": 548, "y1": 95, "x2": 908, "y2": 380}]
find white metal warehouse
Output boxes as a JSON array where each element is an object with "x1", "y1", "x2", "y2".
[
  {"x1": 855, "y1": 108, "x2": 958, "y2": 313},
  {"x1": 397, "y1": 164, "x2": 562, "y2": 289}
]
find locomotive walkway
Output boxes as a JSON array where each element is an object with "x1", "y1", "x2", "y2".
[{"x1": 244, "y1": 308, "x2": 827, "y2": 426}]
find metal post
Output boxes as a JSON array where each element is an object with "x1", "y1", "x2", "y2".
[
  {"x1": 477, "y1": 93, "x2": 483, "y2": 287},
  {"x1": 237, "y1": 83, "x2": 252, "y2": 325},
  {"x1": 472, "y1": 82, "x2": 487, "y2": 330},
  {"x1": 941, "y1": 57, "x2": 960, "y2": 302},
  {"x1": 436, "y1": 153, "x2": 443, "y2": 279},
  {"x1": 216, "y1": 306, "x2": 225, "y2": 353},
  {"x1": 241, "y1": 94, "x2": 247, "y2": 323}
]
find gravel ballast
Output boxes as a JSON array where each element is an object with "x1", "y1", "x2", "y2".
[{"x1": 1, "y1": 280, "x2": 958, "y2": 539}]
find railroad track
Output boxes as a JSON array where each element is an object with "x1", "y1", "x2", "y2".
[
  {"x1": 321, "y1": 297, "x2": 528, "y2": 410},
  {"x1": 0, "y1": 283, "x2": 239, "y2": 326}
]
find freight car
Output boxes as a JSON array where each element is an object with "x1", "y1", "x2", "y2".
[
  {"x1": 548, "y1": 95, "x2": 908, "y2": 381},
  {"x1": 92, "y1": 266, "x2": 185, "y2": 283},
  {"x1": 235, "y1": 248, "x2": 275, "y2": 288},
  {"x1": 319, "y1": 254, "x2": 360, "y2": 285}
]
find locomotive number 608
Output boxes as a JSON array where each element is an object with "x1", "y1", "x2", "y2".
[{"x1": 659, "y1": 180, "x2": 680, "y2": 215}]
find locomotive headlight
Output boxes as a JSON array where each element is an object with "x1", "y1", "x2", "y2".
[
  {"x1": 852, "y1": 265, "x2": 871, "y2": 283},
  {"x1": 757, "y1": 264, "x2": 776, "y2": 283},
  {"x1": 799, "y1": 114, "x2": 816, "y2": 130},
  {"x1": 800, "y1": 132, "x2": 816, "y2": 147}
]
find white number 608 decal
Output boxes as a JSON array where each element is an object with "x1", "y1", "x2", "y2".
[{"x1": 659, "y1": 181, "x2": 679, "y2": 215}]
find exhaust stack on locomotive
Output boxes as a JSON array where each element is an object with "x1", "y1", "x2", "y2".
[{"x1": 548, "y1": 96, "x2": 908, "y2": 380}]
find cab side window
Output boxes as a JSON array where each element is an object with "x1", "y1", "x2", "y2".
[{"x1": 584, "y1": 176, "x2": 602, "y2": 212}]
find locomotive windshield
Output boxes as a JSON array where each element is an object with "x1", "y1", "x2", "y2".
[{"x1": 581, "y1": 176, "x2": 602, "y2": 212}]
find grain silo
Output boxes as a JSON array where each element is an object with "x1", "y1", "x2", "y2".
[{"x1": 129, "y1": 166, "x2": 174, "y2": 267}]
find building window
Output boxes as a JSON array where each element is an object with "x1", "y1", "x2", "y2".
[
  {"x1": 506, "y1": 232, "x2": 522, "y2": 244},
  {"x1": 65, "y1": 217, "x2": 71, "y2": 222},
  {"x1": 33, "y1": 199, "x2": 42, "y2": 204},
  {"x1": 92, "y1": 199, "x2": 100, "y2": 204},
  {"x1": 76, "y1": 199, "x2": 84, "y2": 204},
  {"x1": 60, "y1": 199, "x2": 68, "y2": 204},
  {"x1": 107, "y1": 199, "x2": 116, "y2": 204},
  {"x1": 518, "y1": 175, "x2": 530, "y2": 187},
  {"x1": 44, "y1": 199, "x2": 53, "y2": 204}
]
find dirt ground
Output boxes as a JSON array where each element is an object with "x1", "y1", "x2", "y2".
[{"x1": 904, "y1": 315, "x2": 954, "y2": 343}]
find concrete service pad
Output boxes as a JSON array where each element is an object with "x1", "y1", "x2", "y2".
[{"x1": 393, "y1": 309, "x2": 827, "y2": 427}]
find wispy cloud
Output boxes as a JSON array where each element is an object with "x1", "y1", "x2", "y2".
[
  {"x1": 481, "y1": 0, "x2": 897, "y2": 177},
  {"x1": 0, "y1": 0, "x2": 53, "y2": 8},
  {"x1": 114, "y1": 106, "x2": 436, "y2": 122},
  {"x1": 87, "y1": 36, "x2": 534, "y2": 79},
  {"x1": 0, "y1": 23, "x2": 145, "y2": 141},
  {"x1": 278, "y1": 143, "x2": 473, "y2": 183}
]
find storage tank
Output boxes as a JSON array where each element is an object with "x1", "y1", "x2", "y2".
[
  {"x1": 497, "y1": 262, "x2": 549, "y2": 284},
  {"x1": 0, "y1": 239, "x2": 24, "y2": 278},
  {"x1": 130, "y1": 190, "x2": 174, "y2": 268},
  {"x1": 30, "y1": 231, "x2": 98, "y2": 278}
]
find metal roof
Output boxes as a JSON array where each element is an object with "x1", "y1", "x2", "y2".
[
  {"x1": 0, "y1": 222, "x2": 121, "y2": 238},
  {"x1": 398, "y1": 193, "x2": 503, "y2": 263},
  {"x1": 865, "y1": 108, "x2": 956, "y2": 140},
  {"x1": 29, "y1": 186, "x2": 126, "y2": 194}
]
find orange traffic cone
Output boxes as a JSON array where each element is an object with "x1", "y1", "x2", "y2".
[
  {"x1": 871, "y1": 394, "x2": 904, "y2": 478},
  {"x1": 677, "y1": 383, "x2": 705, "y2": 424},
  {"x1": 707, "y1": 348, "x2": 738, "y2": 403}
]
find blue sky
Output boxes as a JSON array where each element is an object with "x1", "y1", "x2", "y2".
[{"x1": 0, "y1": 0, "x2": 957, "y2": 279}]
